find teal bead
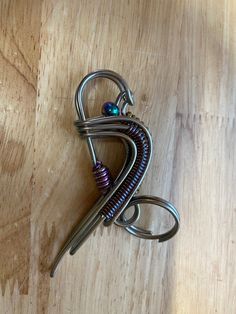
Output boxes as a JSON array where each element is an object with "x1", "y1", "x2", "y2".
[{"x1": 102, "y1": 102, "x2": 120, "y2": 116}]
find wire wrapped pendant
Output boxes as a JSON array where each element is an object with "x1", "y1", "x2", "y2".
[{"x1": 50, "y1": 70, "x2": 180, "y2": 277}]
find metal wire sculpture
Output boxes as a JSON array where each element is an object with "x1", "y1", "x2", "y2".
[{"x1": 50, "y1": 70, "x2": 180, "y2": 277}]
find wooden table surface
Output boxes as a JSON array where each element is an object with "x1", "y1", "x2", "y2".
[{"x1": 0, "y1": 1, "x2": 236, "y2": 313}]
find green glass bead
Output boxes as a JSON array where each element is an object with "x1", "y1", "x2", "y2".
[{"x1": 102, "y1": 102, "x2": 120, "y2": 116}]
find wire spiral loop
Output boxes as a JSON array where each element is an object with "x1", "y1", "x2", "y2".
[{"x1": 92, "y1": 161, "x2": 112, "y2": 194}]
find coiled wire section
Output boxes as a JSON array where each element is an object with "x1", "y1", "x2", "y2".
[
  {"x1": 74, "y1": 114, "x2": 151, "y2": 224},
  {"x1": 93, "y1": 161, "x2": 112, "y2": 194},
  {"x1": 101, "y1": 121, "x2": 150, "y2": 222}
]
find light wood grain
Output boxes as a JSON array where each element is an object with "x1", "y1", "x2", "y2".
[{"x1": 0, "y1": 0, "x2": 236, "y2": 313}]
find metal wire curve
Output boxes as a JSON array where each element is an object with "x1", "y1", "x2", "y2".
[{"x1": 50, "y1": 70, "x2": 180, "y2": 278}]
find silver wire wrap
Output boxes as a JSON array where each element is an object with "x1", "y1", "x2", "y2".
[{"x1": 50, "y1": 70, "x2": 180, "y2": 277}]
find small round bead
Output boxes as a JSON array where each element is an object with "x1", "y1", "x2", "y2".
[{"x1": 102, "y1": 102, "x2": 120, "y2": 116}]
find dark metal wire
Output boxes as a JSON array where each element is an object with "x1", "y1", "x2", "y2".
[{"x1": 50, "y1": 70, "x2": 180, "y2": 277}]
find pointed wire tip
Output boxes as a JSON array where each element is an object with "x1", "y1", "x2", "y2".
[
  {"x1": 50, "y1": 270, "x2": 55, "y2": 278},
  {"x1": 69, "y1": 249, "x2": 76, "y2": 256}
]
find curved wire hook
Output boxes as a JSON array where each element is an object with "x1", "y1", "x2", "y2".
[
  {"x1": 75, "y1": 69, "x2": 134, "y2": 120},
  {"x1": 74, "y1": 70, "x2": 134, "y2": 165}
]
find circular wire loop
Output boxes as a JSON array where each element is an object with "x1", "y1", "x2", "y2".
[
  {"x1": 119, "y1": 195, "x2": 180, "y2": 241},
  {"x1": 115, "y1": 204, "x2": 141, "y2": 227}
]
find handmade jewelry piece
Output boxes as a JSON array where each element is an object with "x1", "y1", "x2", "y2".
[{"x1": 50, "y1": 70, "x2": 180, "y2": 277}]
